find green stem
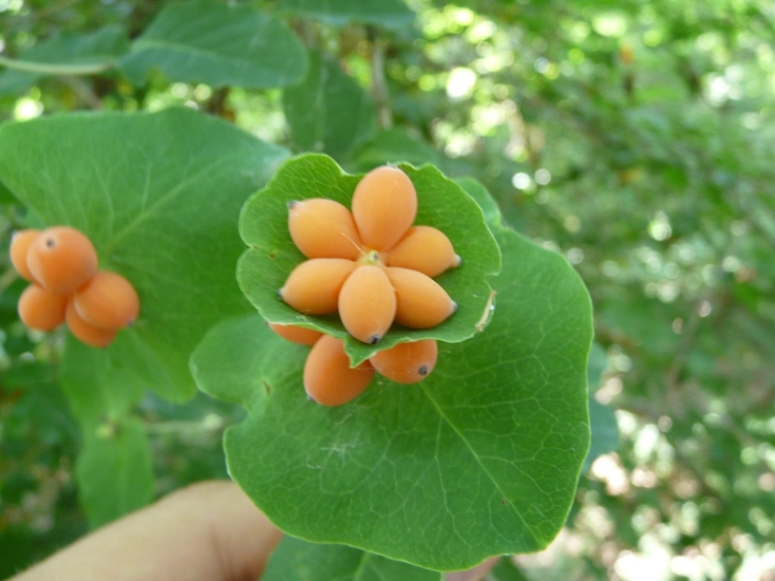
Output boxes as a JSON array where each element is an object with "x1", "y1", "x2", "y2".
[{"x1": 0, "y1": 55, "x2": 112, "y2": 76}]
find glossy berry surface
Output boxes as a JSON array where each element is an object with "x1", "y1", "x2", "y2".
[
  {"x1": 65, "y1": 300, "x2": 117, "y2": 348},
  {"x1": 338, "y1": 265, "x2": 396, "y2": 344},
  {"x1": 74, "y1": 271, "x2": 140, "y2": 330},
  {"x1": 269, "y1": 323, "x2": 323, "y2": 346},
  {"x1": 386, "y1": 267, "x2": 456, "y2": 329},
  {"x1": 27, "y1": 226, "x2": 98, "y2": 295},
  {"x1": 10, "y1": 228, "x2": 41, "y2": 282},
  {"x1": 280, "y1": 258, "x2": 356, "y2": 315},
  {"x1": 18, "y1": 284, "x2": 67, "y2": 331},
  {"x1": 289, "y1": 198, "x2": 363, "y2": 260},
  {"x1": 370, "y1": 339, "x2": 438, "y2": 384},
  {"x1": 351, "y1": 166, "x2": 417, "y2": 252},
  {"x1": 303, "y1": 334, "x2": 374, "y2": 406},
  {"x1": 386, "y1": 226, "x2": 460, "y2": 278}
]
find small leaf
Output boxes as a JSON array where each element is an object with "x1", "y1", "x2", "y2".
[
  {"x1": 0, "y1": 107, "x2": 289, "y2": 401},
  {"x1": 237, "y1": 154, "x2": 501, "y2": 365},
  {"x1": 0, "y1": 27, "x2": 129, "y2": 94},
  {"x1": 76, "y1": 415, "x2": 154, "y2": 528},
  {"x1": 277, "y1": 0, "x2": 415, "y2": 29},
  {"x1": 262, "y1": 537, "x2": 442, "y2": 581},
  {"x1": 119, "y1": 1, "x2": 307, "y2": 88},
  {"x1": 283, "y1": 50, "x2": 376, "y2": 157},
  {"x1": 455, "y1": 177, "x2": 503, "y2": 229},
  {"x1": 354, "y1": 128, "x2": 441, "y2": 170},
  {"x1": 194, "y1": 224, "x2": 592, "y2": 570}
]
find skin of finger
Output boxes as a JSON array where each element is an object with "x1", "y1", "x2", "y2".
[{"x1": 10, "y1": 481, "x2": 282, "y2": 581}]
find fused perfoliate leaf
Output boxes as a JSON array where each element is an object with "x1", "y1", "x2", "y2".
[{"x1": 237, "y1": 154, "x2": 501, "y2": 365}]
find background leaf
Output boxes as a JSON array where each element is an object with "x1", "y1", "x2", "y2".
[
  {"x1": 75, "y1": 415, "x2": 153, "y2": 527},
  {"x1": 276, "y1": 0, "x2": 415, "y2": 29},
  {"x1": 484, "y1": 558, "x2": 530, "y2": 581},
  {"x1": 119, "y1": 1, "x2": 307, "y2": 89},
  {"x1": 193, "y1": 224, "x2": 592, "y2": 570},
  {"x1": 283, "y1": 50, "x2": 376, "y2": 157},
  {"x1": 0, "y1": 27, "x2": 128, "y2": 95},
  {"x1": 0, "y1": 107, "x2": 289, "y2": 401},
  {"x1": 262, "y1": 537, "x2": 442, "y2": 581},
  {"x1": 237, "y1": 154, "x2": 501, "y2": 365}
]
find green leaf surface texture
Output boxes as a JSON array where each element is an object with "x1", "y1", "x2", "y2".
[
  {"x1": 119, "y1": 1, "x2": 307, "y2": 88},
  {"x1": 0, "y1": 107, "x2": 289, "y2": 401},
  {"x1": 0, "y1": 26, "x2": 128, "y2": 94},
  {"x1": 238, "y1": 154, "x2": 502, "y2": 365},
  {"x1": 283, "y1": 50, "x2": 376, "y2": 157},
  {"x1": 193, "y1": 221, "x2": 593, "y2": 570},
  {"x1": 262, "y1": 537, "x2": 441, "y2": 581},
  {"x1": 76, "y1": 415, "x2": 154, "y2": 527},
  {"x1": 277, "y1": 0, "x2": 415, "y2": 28}
]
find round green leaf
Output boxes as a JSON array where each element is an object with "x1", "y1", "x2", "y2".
[
  {"x1": 237, "y1": 153, "x2": 502, "y2": 365},
  {"x1": 192, "y1": 224, "x2": 592, "y2": 570},
  {"x1": 119, "y1": 1, "x2": 307, "y2": 89},
  {"x1": 0, "y1": 107, "x2": 289, "y2": 401}
]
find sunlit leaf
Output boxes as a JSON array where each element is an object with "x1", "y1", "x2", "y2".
[
  {"x1": 193, "y1": 223, "x2": 592, "y2": 570},
  {"x1": 119, "y1": 1, "x2": 307, "y2": 88}
]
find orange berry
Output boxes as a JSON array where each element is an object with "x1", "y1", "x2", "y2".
[
  {"x1": 18, "y1": 284, "x2": 67, "y2": 331},
  {"x1": 304, "y1": 334, "x2": 374, "y2": 406},
  {"x1": 280, "y1": 258, "x2": 356, "y2": 315},
  {"x1": 65, "y1": 300, "x2": 116, "y2": 348},
  {"x1": 27, "y1": 226, "x2": 98, "y2": 295},
  {"x1": 10, "y1": 229, "x2": 41, "y2": 282},
  {"x1": 338, "y1": 265, "x2": 396, "y2": 344},
  {"x1": 289, "y1": 198, "x2": 363, "y2": 260},
  {"x1": 385, "y1": 226, "x2": 460, "y2": 278},
  {"x1": 386, "y1": 267, "x2": 456, "y2": 329},
  {"x1": 351, "y1": 166, "x2": 417, "y2": 251},
  {"x1": 73, "y1": 271, "x2": 140, "y2": 330},
  {"x1": 269, "y1": 323, "x2": 323, "y2": 346},
  {"x1": 370, "y1": 339, "x2": 438, "y2": 384}
]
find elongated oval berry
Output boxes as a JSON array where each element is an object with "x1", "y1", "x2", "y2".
[
  {"x1": 269, "y1": 323, "x2": 323, "y2": 346},
  {"x1": 304, "y1": 335, "x2": 374, "y2": 406},
  {"x1": 73, "y1": 271, "x2": 140, "y2": 330},
  {"x1": 18, "y1": 284, "x2": 67, "y2": 331},
  {"x1": 338, "y1": 265, "x2": 396, "y2": 344},
  {"x1": 370, "y1": 339, "x2": 438, "y2": 384},
  {"x1": 27, "y1": 226, "x2": 98, "y2": 295},
  {"x1": 386, "y1": 267, "x2": 456, "y2": 329},
  {"x1": 280, "y1": 258, "x2": 356, "y2": 315},
  {"x1": 289, "y1": 198, "x2": 363, "y2": 260},
  {"x1": 65, "y1": 300, "x2": 116, "y2": 348},
  {"x1": 351, "y1": 166, "x2": 417, "y2": 252},
  {"x1": 10, "y1": 229, "x2": 41, "y2": 282},
  {"x1": 386, "y1": 226, "x2": 461, "y2": 278}
]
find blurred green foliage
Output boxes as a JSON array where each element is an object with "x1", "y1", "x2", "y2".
[{"x1": 1, "y1": 0, "x2": 775, "y2": 578}]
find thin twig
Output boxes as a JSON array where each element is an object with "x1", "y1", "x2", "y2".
[
  {"x1": 367, "y1": 26, "x2": 392, "y2": 128},
  {"x1": 0, "y1": 55, "x2": 112, "y2": 76}
]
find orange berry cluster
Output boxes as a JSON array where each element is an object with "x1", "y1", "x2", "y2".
[
  {"x1": 10, "y1": 226, "x2": 140, "y2": 348},
  {"x1": 269, "y1": 165, "x2": 459, "y2": 406}
]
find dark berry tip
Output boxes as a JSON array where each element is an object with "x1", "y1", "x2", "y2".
[
  {"x1": 418, "y1": 365, "x2": 428, "y2": 376},
  {"x1": 368, "y1": 335, "x2": 381, "y2": 345}
]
